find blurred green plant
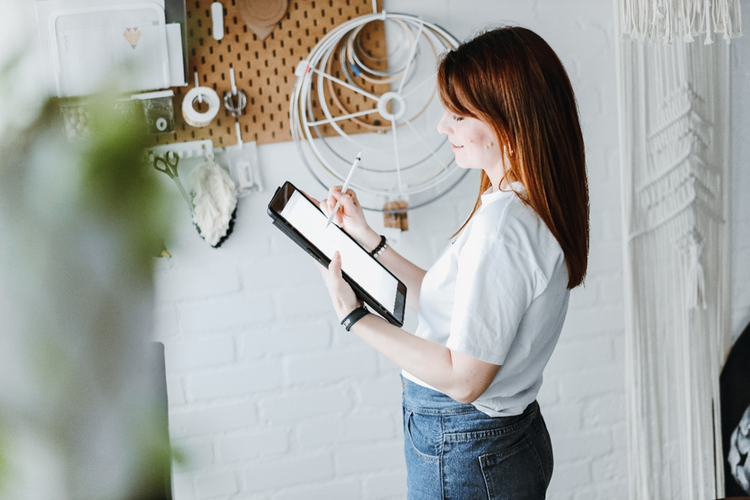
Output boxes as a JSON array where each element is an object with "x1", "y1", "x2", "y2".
[
  {"x1": 0, "y1": 53, "x2": 176, "y2": 499},
  {"x1": 0, "y1": 422, "x2": 7, "y2": 496}
]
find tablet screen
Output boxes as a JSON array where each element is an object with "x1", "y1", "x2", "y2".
[{"x1": 279, "y1": 189, "x2": 399, "y2": 315}]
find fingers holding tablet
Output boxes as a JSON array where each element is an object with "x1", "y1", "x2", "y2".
[
  {"x1": 322, "y1": 251, "x2": 360, "y2": 320},
  {"x1": 326, "y1": 186, "x2": 377, "y2": 245}
]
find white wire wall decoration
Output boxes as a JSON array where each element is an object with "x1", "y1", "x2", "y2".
[{"x1": 289, "y1": 12, "x2": 466, "y2": 212}]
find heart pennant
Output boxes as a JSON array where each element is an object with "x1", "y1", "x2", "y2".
[{"x1": 123, "y1": 27, "x2": 142, "y2": 49}]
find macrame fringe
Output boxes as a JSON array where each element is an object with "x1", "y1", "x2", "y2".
[
  {"x1": 621, "y1": 0, "x2": 742, "y2": 43},
  {"x1": 620, "y1": 31, "x2": 729, "y2": 499}
]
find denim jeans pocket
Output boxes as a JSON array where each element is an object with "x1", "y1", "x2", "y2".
[
  {"x1": 405, "y1": 411, "x2": 441, "y2": 463},
  {"x1": 447, "y1": 407, "x2": 535, "y2": 444},
  {"x1": 479, "y1": 434, "x2": 547, "y2": 500}
]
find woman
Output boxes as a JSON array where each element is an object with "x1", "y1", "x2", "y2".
[{"x1": 317, "y1": 25, "x2": 588, "y2": 499}]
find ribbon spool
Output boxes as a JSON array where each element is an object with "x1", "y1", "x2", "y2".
[{"x1": 182, "y1": 86, "x2": 221, "y2": 127}]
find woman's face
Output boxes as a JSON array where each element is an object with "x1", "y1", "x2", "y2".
[{"x1": 437, "y1": 110, "x2": 506, "y2": 184}]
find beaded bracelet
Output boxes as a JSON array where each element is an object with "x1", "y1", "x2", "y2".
[{"x1": 370, "y1": 235, "x2": 388, "y2": 259}]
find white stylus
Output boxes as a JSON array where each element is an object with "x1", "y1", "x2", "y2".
[{"x1": 326, "y1": 151, "x2": 362, "y2": 228}]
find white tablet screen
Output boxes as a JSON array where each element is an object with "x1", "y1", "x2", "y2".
[{"x1": 280, "y1": 190, "x2": 398, "y2": 313}]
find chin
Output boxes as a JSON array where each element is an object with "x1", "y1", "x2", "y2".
[{"x1": 454, "y1": 159, "x2": 481, "y2": 170}]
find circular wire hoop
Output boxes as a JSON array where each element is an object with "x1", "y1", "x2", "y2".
[{"x1": 289, "y1": 12, "x2": 467, "y2": 212}]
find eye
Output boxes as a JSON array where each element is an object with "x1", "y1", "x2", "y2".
[{"x1": 452, "y1": 115, "x2": 464, "y2": 122}]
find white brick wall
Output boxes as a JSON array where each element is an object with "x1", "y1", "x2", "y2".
[
  {"x1": 244, "y1": 455, "x2": 336, "y2": 492},
  {"x1": 170, "y1": 402, "x2": 259, "y2": 438},
  {"x1": 151, "y1": 1, "x2": 750, "y2": 499}
]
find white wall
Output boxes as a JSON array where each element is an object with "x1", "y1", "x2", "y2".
[{"x1": 154, "y1": 2, "x2": 627, "y2": 499}]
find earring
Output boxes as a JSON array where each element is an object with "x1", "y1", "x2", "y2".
[{"x1": 486, "y1": 142, "x2": 494, "y2": 149}]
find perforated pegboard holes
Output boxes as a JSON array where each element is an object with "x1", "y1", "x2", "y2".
[{"x1": 153, "y1": 0, "x2": 385, "y2": 147}]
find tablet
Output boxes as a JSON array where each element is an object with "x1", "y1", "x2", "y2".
[{"x1": 267, "y1": 181, "x2": 406, "y2": 327}]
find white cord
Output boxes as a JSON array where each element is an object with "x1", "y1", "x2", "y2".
[{"x1": 194, "y1": 71, "x2": 202, "y2": 104}]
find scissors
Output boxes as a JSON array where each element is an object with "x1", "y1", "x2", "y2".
[
  {"x1": 153, "y1": 151, "x2": 195, "y2": 212},
  {"x1": 153, "y1": 150, "x2": 180, "y2": 179}
]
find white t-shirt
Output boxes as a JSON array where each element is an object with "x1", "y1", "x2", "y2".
[{"x1": 403, "y1": 182, "x2": 570, "y2": 416}]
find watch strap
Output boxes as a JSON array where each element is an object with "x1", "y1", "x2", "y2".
[{"x1": 341, "y1": 305, "x2": 369, "y2": 331}]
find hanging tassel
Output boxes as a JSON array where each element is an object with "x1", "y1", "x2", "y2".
[
  {"x1": 686, "y1": 232, "x2": 707, "y2": 309},
  {"x1": 704, "y1": 0, "x2": 714, "y2": 43}
]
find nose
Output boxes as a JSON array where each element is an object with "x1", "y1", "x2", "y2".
[{"x1": 437, "y1": 111, "x2": 451, "y2": 135}]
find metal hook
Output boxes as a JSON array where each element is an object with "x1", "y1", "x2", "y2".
[{"x1": 194, "y1": 71, "x2": 203, "y2": 104}]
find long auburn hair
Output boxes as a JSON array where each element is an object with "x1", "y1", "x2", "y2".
[{"x1": 437, "y1": 26, "x2": 589, "y2": 289}]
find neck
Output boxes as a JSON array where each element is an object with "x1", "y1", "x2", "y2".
[
  {"x1": 488, "y1": 171, "x2": 516, "y2": 192},
  {"x1": 486, "y1": 154, "x2": 517, "y2": 191}
]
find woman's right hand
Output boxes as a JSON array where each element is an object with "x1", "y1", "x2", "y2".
[{"x1": 322, "y1": 186, "x2": 381, "y2": 251}]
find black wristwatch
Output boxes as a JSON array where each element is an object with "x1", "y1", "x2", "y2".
[{"x1": 341, "y1": 304, "x2": 369, "y2": 331}]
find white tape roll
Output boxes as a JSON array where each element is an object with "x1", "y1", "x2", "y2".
[{"x1": 182, "y1": 86, "x2": 220, "y2": 127}]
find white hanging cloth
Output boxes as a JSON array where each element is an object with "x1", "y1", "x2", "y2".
[
  {"x1": 620, "y1": 0, "x2": 742, "y2": 43},
  {"x1": 617, "y1": 33, "x2": 732, "y2": 500}
]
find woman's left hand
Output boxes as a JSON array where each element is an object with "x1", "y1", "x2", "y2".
[{"x1": 318, "y1": 251, "x2": 360, "y2": 321}]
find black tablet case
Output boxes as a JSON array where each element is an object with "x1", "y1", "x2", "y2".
[{"x1": 267, "y1": 181, "x2": 406, "y2": 327}]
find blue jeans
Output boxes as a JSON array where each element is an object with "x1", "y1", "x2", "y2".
[{"x1": 402, "y1": 376, "x2": 553, "y2": 499}]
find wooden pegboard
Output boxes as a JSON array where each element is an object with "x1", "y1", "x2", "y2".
[{"x1": 153, "y1": 0, "x2": 385, "y2": 147}]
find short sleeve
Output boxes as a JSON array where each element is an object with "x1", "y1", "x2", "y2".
[{"x1": 445, "y1": 233, "x2": 543, "y2": 365}]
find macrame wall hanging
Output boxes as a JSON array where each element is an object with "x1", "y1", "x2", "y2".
[
  {"x1": 620, "y1": 0, "x2": 742, "y2": 43},
  {"x1": 617, "y1": 1, "x2": 741, "y2": 498}
]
